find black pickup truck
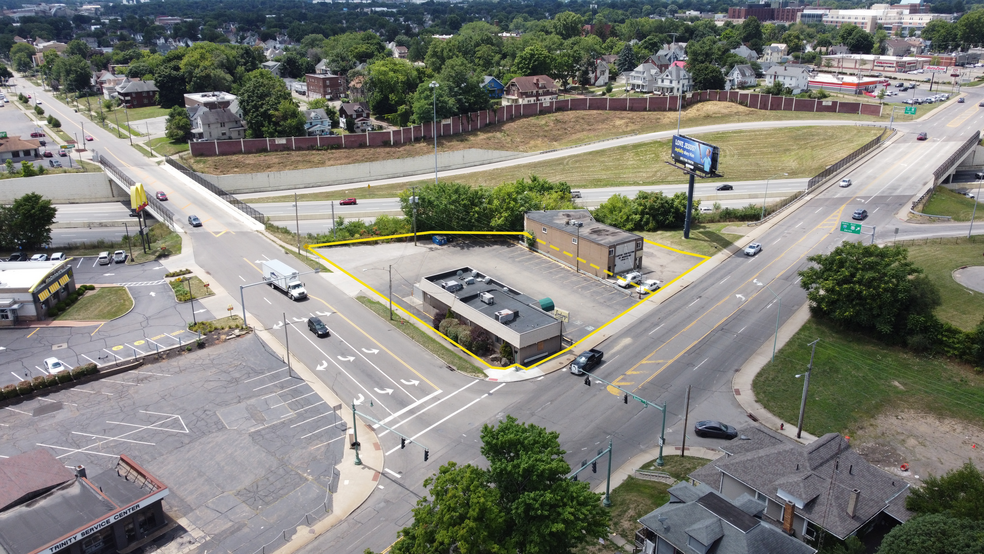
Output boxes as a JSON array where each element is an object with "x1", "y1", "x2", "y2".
[{"x1": 570, "y1": 349, "x2": 604, "y2": 375}]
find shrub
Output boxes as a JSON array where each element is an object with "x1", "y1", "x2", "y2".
[
  {"x1": 31, "y1": 376, "x2": 46, "y2": 389},
  {"x1": 499, "y1": 343, "x2": 514, "y2": 364},
  {"x1": 457, "y1": 328, "x2": 473, "y2": 350},
  {"x1": 438, "y1": 318, "x2": 460, "y2": 335},
  {"x1": 56, "y1": 371, "x2": 72, "y2": 384},
  {"x1": 34, "y1": 105, "x2": 43, "y2": 115},
  {"x1": 2, "y1": 384, "x2": 18, "y2": 399},
  {"x1": 48, "y1": 307, "x2": 59, "y2": 317},
  {"x1": 70, "y1": 367, "x2": 86, "y2": 379},
  {"x1": 82, "y1": 363, "x2": 98, "y2": 375},
  {"x1": 16, "y1": 380, "x2": 32, "y2": 395},
  {"x1": 45, "y1": 374, "x2": 59, "y2": 387},
  {"x1": 50, "y1": 117, "x2": 61, "y2": 128}
]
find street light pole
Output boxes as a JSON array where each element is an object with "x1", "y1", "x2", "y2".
[
  {"x1": 430, "y1": 81, "x2": 439, "y2": 185},
  {"x1": 760, "y1": 172, "x2": 788, "y2": 221},
  {"x1": 754, "y1": 279, "x2": 781, "y2": 363},
  {"x1": 796, "y1": 339, "x2": 820, "y2": 439},
  {"x1": 970, "y1": 177, "x2": 982, "y2": 238},
  {"x1": 351, "y1": 403, "x2": 363, "y2": 466},
  {"x1": 124, "y1": 107, "x2": 132, "y2": 146}
]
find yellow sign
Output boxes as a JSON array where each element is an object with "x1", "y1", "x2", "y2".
[
  {"x1": 555, "y1": 308, "x2": 570, "y2": 323},
  {"x1": 130, "y1": 183, "x2": 148, "y2": 213}
]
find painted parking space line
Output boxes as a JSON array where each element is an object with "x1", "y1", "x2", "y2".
[
  {"x1": 124, "y1": 343, "x2": 146, "y2": 355},
  {"x1": 9, "y1": 372, "x2": 22, "y2": 381},
  {"x1": 102, "y1": 379, "x2": 138, "y2": 386},
  {"x1": 102, "y1": 348, "x2": 122, "y2": 361},
  {"x1": 290, "y1": 412, "x2": 333, "y2": 428},
  {"x1": 35, "y1": 366, "x2": 49, "y2": 375},
  {"x1": 253, "y1": 376, "x2": 293, "y2": 391},
  {"x1": 245, "y1": 366, "x2": 288, "y2": 383},
  {"x1": 81, "y1": 354, "x2": 98, "y2": 365},
  {"x1": 71, "y1": 432, "x2": 155, "y2": 446},
  {"x1": 300, "y1": 423, "x2": 341, "y2": 439},
  {"x1": 5, "y1": 406, "x2": 29, "y2": 415},
  {"x1": 38, "y1": 444, "x2": 118, "y2": 458}
]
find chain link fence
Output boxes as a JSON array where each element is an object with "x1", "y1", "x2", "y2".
[{"x1": 165, "y1": 157, "x2": 267, "y2": 224}]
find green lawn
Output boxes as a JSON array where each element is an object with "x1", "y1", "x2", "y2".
[
  {"x1": 148, "y1": 137, "x2": 189, "y2": 156},
  {"x1": 922, "y1": 187, "x2": 983, "y2": 221},
  {"x1": 640, "y1": 222, "x2": 746, "y2": 258},
  {"x1": 752, "y1": 318, "x2": 984, "y2": 437},
  {"x1": 58, "y1": 287, "x2": 133, "y2": 320},
  {"x1": 169, "y1": 275, "x2": 215, "y2": 301},
  {"x1": 119, "y1": 106, "x2": 169, "y2": 121},
  {"x1": 904, "y1": 236, "x2": 984, "y2": 331}
]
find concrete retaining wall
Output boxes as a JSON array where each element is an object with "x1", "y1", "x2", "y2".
[
  {"x1": 0, "y1": 173, "x2": 124, "y2": 204},
  {"x1": 207, "y1": 149, "x2": 524, "y2": 193}
]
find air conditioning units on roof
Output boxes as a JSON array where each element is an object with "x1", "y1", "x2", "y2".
[
  {"x1": 480, "y1": 292, "x2": 495, "y2": 305},
  {"x1": 495, "y1": 309, "x2": 514, "y2": 323}
]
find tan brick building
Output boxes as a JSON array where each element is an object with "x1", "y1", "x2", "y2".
[{"x1": 524, "y1": 210, "x2": 643, "y2": 280}]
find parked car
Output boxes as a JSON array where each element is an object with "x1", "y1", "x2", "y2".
[
  {"x1": 965, "y1": 191, "x2": 976, "y2": 199},
  {"x1": 975, "y1": 171, "x2": 984, "y2": 179},
  {"x1": 30, "y1": 131, "x2": 44, "y2": 138},
  {"x1": 58, "y1": 149, "x2": 67, "y2": 157},
  {"x1": 839, "y1": 178, "x2": 852, "y2": 188},
  {"x1": 97, "y1": 251, "x2": 110, "y2": 265},
  {"x1": 30, "y1": 253, "x2": 47, "y2": 261},
  {"x1": 38, "y1": 139, "x2": 45, "y2": 146},
  {"x1": 852, "y1": 209, "x2": 868, "y2": 220},
  {"x1": 339, "y1": 198, "x2": 357, "y2": 205},
  {"x1": 49, "y1": 159, "x2": 61, "y2": 168},
  {"x1": 617, "y1": 271, "x2": 643, "y2": 288},
  {"x1": 694, "y1": 420, "x2": 738, "y2": 440},
  {"x1": 715, "y1": 184, "x2": 733, "y2": 191},
  {"x1": 307, "y1": 316, "x2": 330, "y2": 337},
  {"x1": 113, "y1": 250, "x2": 127, "y2": 263},
  {"x1": 50, "y1": 252, "x2": 65, "y2": 261},
  {"x1": 641, "y1": 279, "x2": 661, "y2": 293},
  {"x1": 744, "y1": 243, "x2": 762, "y2": 256},
  {"x1": 156, "y1": 191, "x2": 168, "y2": 201},
  {"x1": 917, "y1": 132, "x2": 928, "y2": 141},
  {"x1": 188, "y1": 215, "x2": 202, "y2": 227},
  {"x1": 42, "y1": 150, "x2": 53, "y2": 157},
  {"x1": 570, "y1": 348, "x2": 604, "y2": 375},
  {"x1": 7, "y1": 253, "x2": 25, "y2": 261},
  {"x1": 43, "y1": 358, "x2": 68, "y2": 373}
]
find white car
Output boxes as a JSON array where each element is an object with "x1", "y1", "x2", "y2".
[
  {"x1": 30, "y1": 253, "x2": 47, "y2": 261},
  {"x1": 839, "y1": 178, "x2": 852, "y2": 188},
  {"x1": 50, "y1": 252, "x2": 65, "y2": 261},
  {"x1": 641, "y1": 279, "x2": 662, "y2": 293},
  {"x1": 965, "y1": 192, "x2": 976, "y2": 199},
  {"x1": 745, "y1": 243, "x2": 763, "y2": 256},
  {"x1": 43, "y1": 357, "x2": 68, "y2": 372},
  {"x1": 617, "y1": 271, "x2": 643, "y2": 288}
]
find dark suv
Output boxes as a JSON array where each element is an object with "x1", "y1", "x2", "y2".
[
  {"x1": 308, "y1": 316, "x2": 330, "y2": 337},
  {"x1": 7, "y1": 252, "x2": 24, "y2": 261}
]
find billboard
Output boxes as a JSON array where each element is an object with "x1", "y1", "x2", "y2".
[
  {"x1": 925, "y1": 65, "x2": 948, "y2": 72},
  {"x1": 671, "y1": 135, "x2": 719, "y2": 175}
]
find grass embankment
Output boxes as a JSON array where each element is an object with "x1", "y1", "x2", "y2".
[
  {"x1": 148, "y1": 137, "x2": 189, "y2": 156},
  {"x1": 922, "y1": 187, "x2": 983, "y2": 222},
  {"x1": 265, "y1": 224, "x2": 331, "y2": 271},
  {"x1": 356, "y1": 296, "x2": 485, "y2": 377},
  {"x1": 55, "y1": 223, "x2": 181, "y2": 263},
  {"x1": 169, "y1": 275, "x2": 215, "y2": 302},
  {"x1": 753, "y1": 318, "x2": 984, "y2": 437},
  {"x1": 58, "y1": 287, "x2": 133, "y2": 320},
  {"x1": 640, "y1": 222, "x2": 747, "y2": 258},
  {"x1": 905, "y1": 236, "x2": 984, "y2": 331},
  {"x1": 190, "y1": 103, "x2": 887, "y2": 177}
]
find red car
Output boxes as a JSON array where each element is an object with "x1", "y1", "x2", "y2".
[
  {"x1": 42, "y1": 150, "x2": 52, "y2": 157},
  {"x1": 30, "y1": 131, "x2": 44, "y2": 138},
  {"x1": 58, "y1": 149, "x2": 67, "y2": 157},
  {"x1": 340, "y1": 198, "x2": 357, "y2": 205},
  {"x1": 917, "y1": 132, "x2": 928, "y2": 141},
  {"x1": 85, "y1": 135, "x2": 94, "y2": 141},
  {"x1": 155, "y1": 191, "x2": 168, "y2": 201}
]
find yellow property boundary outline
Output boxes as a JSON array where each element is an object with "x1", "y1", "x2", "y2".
[{"x1": 307, "y1": 231, "x2": 709, "y2": 372}]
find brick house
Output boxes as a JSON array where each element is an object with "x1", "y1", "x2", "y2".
[
  {"x1": 502, "y1": 75, "x2": 558, "y2": 105},
  {"x1": 115, "y1": 79, "x2": 158, "y2": 108},
  {"x1": 306, "y1": 73, "x2": 347, "y2": 100}
]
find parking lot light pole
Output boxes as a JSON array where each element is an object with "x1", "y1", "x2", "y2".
[
  {"x1": 760, "y1": 172, "x2": 788, "y2": 221},
  {"x1": 753, "y1": 279, "x2": 781, "y2": 364},
  {"x1": 970, "y1": 177, "x2": 983, "y2": 238}
]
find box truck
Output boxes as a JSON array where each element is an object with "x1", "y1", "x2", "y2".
[{"x1": 262, "y1": 259, "x2": 308, "y2": 300}]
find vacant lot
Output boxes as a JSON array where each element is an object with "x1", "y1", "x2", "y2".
[
  {"x1": 904, "y1": 236, "x2": 984, "y2": 331},
  {"x1": 922, "y1": 187, "x2": 983, "y2": 221},
  {"x1": 639, "y1": 223, "x2": 748, "y2": 258},
  {"x1": 189, "y1": 102, "x2": 886, "y2": 176},
  {"x1": 58, "y1": 286, "x2": 133, "y2": 320}
]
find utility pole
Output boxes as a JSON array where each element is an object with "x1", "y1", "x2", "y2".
[
  {"x1": 388, "y1": 264, "x2": 393, "y2": 320},
  {"x1": 411, "y1": 185, "x2": 418, "y2": 246},
  {"x1": 681, "y1": 385, "x2": 691, "y2": 457},
  {"x1": 797, "y1": 339, "x2": 820, "y2": 439},
  {"x1": 284, "y1": 312, "x2": 292, "y2": 378},
  {"x1": 331, "y1": 200, "x2": 336, "y2": 241},
  {"x1": 294, "y1": 192, "x2": 301, "y2": 254}
]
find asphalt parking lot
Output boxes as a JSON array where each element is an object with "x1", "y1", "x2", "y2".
[
  {"x1": 0, "y1": 335, "x2": 343, "y2": 554},
  {"x1": 0, "y1": 257, "x2": 215, "y2": 388},
  {"x1": 318, "y1": 238, "x2": 704, "y2": 345},
  {"x1": 0, "y1": 90, "x2": 76, "y2": 169}
]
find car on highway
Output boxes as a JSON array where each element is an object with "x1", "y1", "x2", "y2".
[
  {"x1": 617, "y1": 271, "x2": 642, "y2": 288},
  {"x1": 339, "y1": 198, "x2": 357, "y2": 205},
  {"x1": 641, "y1": 279, "x2": 661, "y2": 293},
  {"x1": 113, "y1": 250, "x2": 127, "y2": 264},
  {"x1": 965, "y1": 191, "x2": 976, "y2": 199},
  {"x1": 50, "y1": 252, "x2": 65, "y2": 261},
  {"x1": 570, "y1": 348, "x2": 604, "y2": 375},
  {"x1": 307, "y1": 316, "x2": 330, "y2": 337},
  {"x1": 36, "y1": 99, "x2": 41, "y2": 105},
  {"x1": 97, "y1": 251, "x2": 110, "y2": 265},
  {"x1": 43, "y1": 358, "x2": 69, "y2": 373},
  {"x1": 917, "y1": 132, "x2": 928, "y2": 141},
  {"x1": 852, "y1": 209, "x2": 868, "y2": 220},
  {"x1": 156, "y1": 191, "x2": 168, "y2": 201},
  {"x1": 30, "y1": 254, "x2": 47, "y2": 261},
  {"x1": 839, "y1": 178, "x2": 852, "y2": 188},
  {"x1": 958, "y1": 97, "x2": 965, "y2": 103},
  {"x1": 744, "y1": 243, "x2": 762, "y2": 256},
  {"x1": 85, "y1": 135, "x2": 94, "y2": 141},
  {"x1": 715, "y1": 184, "x2": 733, "y2": 191},
  {"x1": 570, "y1": 190, "x2": 582, "y2": 199},
  {"x1": 694, "y1": 420, "x2": 738, "y2": 440},
  {"x1": 188, "y1": 215, "x2": 202, "y2": 227}
]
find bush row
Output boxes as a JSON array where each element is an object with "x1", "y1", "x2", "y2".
[
  {"x1": 436, "y1": 317, "x2": 493, "y2": 356},
  {"x1": 0, "y1": 363, "x2": 98, "y2": 399},
  {"x1": 188, "y1": 319, "x2": 245, "y2": 334},
  {"x1": 165, "y1": 268, "x2": 191, "y2": 278},
  {"x1": 48, "y1": 284, "x2": 95, "y2": 318}
]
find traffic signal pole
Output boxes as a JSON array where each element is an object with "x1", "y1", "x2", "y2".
[
  {"x1": 567, "y1": 437, "x2": 614, "y2": 507},
  {"x1": 583, "y1": 373, "x2": 667, "y2": 467},
  {"x1": 351, "y1": 404, "x2": 429, "y2": 466}
]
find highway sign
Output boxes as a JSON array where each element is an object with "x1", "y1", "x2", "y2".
[
  {"x1": 904, "y1": 107, "x2": 916, "y2": 115},
  {"x1": 60, "y1": 144, "x2": 74, "y2": 150},
  {"x1": 0, "y1": 132, "x2": 6, "y2": 138},
  {"x1": 840, "y1": 222, "x2": 862, "y2": 234}
]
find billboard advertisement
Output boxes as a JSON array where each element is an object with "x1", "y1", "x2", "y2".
[
  {"x1": 671, "y1": 135, "x2": 719, "y2": 175},
  {"x1": 925, "y1": 65, "x2": 948, "y2": 72}
]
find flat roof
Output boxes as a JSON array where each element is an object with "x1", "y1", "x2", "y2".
[
  {"x1": 0, "y1": 261, "x2": 68, "y2": 290},
  {"x1": 526, "y1": 210, "x2": 641, "y2": 247},
  {"x1": 425, "y1": 268, "x2": 557, "y2": 333}
]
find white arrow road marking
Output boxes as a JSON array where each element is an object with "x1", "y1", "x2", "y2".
[
  {"x1": 400, "y1": 379, "x2": 420, "y2": 386},
  {"x1": 194, "y1": 309, "x2": 207, "y2": 313},
  {"x1": 362, "y1": 348, "x2": 379, "y2": 354},
  {"x1": 153, "y1": 266, "x2": 164, "y2": 270},
  {"x1": 316, "y1": 361, "x2": 327, "y2": 371},
  {"x1": 149, "y1": 292, "x2": 156, "y2": 296},
  {"x1": 255, "y1": 260, "x2": 265, "y2": 264},
  {"x1": 273, "y1": 321, "x2": 284, "y2": 329},
  {"x1": 353, "y1": 394, "x2": 365, "y2": 405},
  {"x1": 374, "y1": 388, "x2": 394, "y2": 395},
  {"x1": 293, "y1": 317, "x2": 306, "y2": 322},
  {"x1": 316, "y1": 311, "x2": 330, "y2": 316},
  {"x1": 338, "y1": 356, "x2": 355, "y2": 362},
  {"x1": 736, "y1": 294, "x2": 746, "y2": 302},
  {"x1": 328, "y1": 328, "x2": 418, "y2": 401},
  {"x1": 103, "y1": 273, "x2": 115, "y2": 276}
]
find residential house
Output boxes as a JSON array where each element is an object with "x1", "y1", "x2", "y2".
[
  {"x1": 655, "y1": 64, "x2": 692, "y2": 95},
  {"x1": 481, "y1": 76, "x2": 505, "y2": 99},
  {"x1": 387, "y1": 42, "x2": 408, "y2": 59},
  {"x1": 261, "y1": 61, "x2": 282, "y2": 77},
  {"x1": 502, "y1": 75, "x2": 559, "y2": 105},
  {"x1": 348, "y1": 75, "x2": 367, "y2": 101},
  {"x1": 636, "y1": 482, "x2": 816, "y2": 554},
  {"x1": 905, "y1": 38, "x2": 926, "y2": 54},
  {"x1": 727, "y1": 64, "x2": 758, "y2": 89},
  {"x1": 95, "y1": 71, "x2": 126, "y2": 98},
  {"x1": 828, "y1": 45, "x2": 851, "y2": 56},
  {"x1": 189, "y1": 108, "x2": 246, "y2": 141},
  {"x1": 628, "y1": 62, "x2": 660, "y2": 92},
  {"x1": 0, "y1": 136, "x2": 40, "y2": 163},
  {"x1": 586, "y1": 59, "x2": 610, "y2": 87},
  {"x1": 306, "y1": 73, "x2": 347, "y2": 100},
  {"x1": 314, "y1": 59, "x2": 332, "y2": 74},
  {"x1": 731, "y1": 44, "x2": 759, "y2": 62},
  {"x1": 115, "y1": 79, "x2": 158, "y2": 108},
  {"x1": 690, "y1": 428, "x2": 912, "y2": 547},
  {"x1": 184, "y1": 91, "x2": 238, "y2": 112},
  {"x1": 641, "y1": 53, "x2": 673, "y2": 74},
  {"x1": 303, "y1": 109, "x2": 333, "y2": 136},
  {"x1": 883, "y1": 38, "x2": 913, "y2": 56},
  {"x1": 339, "y1": 102, "x2": 372, "y2": 132},
  {"x1": 657, "y1": 42, "x2": 688, "y2": 63},
  {"x1": 762, "y1": 43, "x2": 789, "y2": 63},
  {"x1": 764, "y1": 64, "x2": 811, "y2": 92}
]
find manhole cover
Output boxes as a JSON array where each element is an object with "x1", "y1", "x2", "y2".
[{"x1": 52, "y1": 343, "x2": 68, "y2": 350}]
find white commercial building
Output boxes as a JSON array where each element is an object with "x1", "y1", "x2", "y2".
[
  {"x1": 821, "y1": 4, "x2": 952, "y2": 34},
  {"x1": 0, "y1": 260, "x2": 77, "y2": 325}
]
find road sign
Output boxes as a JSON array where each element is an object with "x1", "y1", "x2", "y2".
[
  {"x1": 840, "y1": 221, "x2": 862, "y2": 234},
  {"x1": 0, "y1": 132, "x2": 6, "y2": 138},
  {"x1": 926, "y1": 65, "x2": 948, "y2": 72},
  {"x1": 904, "y1": 106, "x2": 916, "y2": 115},
  {"x1": 60, "y1": 144, "x2": 74, "y2": 150}
]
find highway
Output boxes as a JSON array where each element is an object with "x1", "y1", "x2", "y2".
[{"x1": 14, "y1": 74, "x2": 984, "y2": 554}]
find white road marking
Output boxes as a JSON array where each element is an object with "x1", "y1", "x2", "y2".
[
  {"x1": 265, "y1": 298, "x2": 272, "y2": 304},
  {"x1": 71, "y1": 432, "x2": 154, "y2": 445},
  {"x1": 738, "y1": 326, "x2": 747, "y2": 334},
  {"x1": 693, "y1": 358, "x2": 708, "y2": 371},
  {"x1": 326, "y1": 326, "x2": 418, "y2": 402},
  {"x1": 290, "y1": 412, "x2": 333, "y2": 428},
  {"x1": 375, "y1": 382, "x2": 479, "y2": 437},
  {"x1": 385, "y1": 468, "x2": 401, "y2": 478},
  {"x1": 253, "y1": 376, "x2": 293, "y2": 391},
  {"x1": 718, "y1": 276, "x2": 730, "y2": 285},
  {"x1": 687, "y1": 298, "x2": 700, "y2": 307},
  {"x1": 814, "y1": 208, "x2": 823, "y2": 213},
  {"x1": 648, "y1": 324, "x2": 664, "y2": 335},
  {"x1": 386, "y1": 391, "x2": 493, "y2": 455},
  {"x1": 239, "y1": 275, "x2": 246, "y2": 281},
  {"x1": 102, "y1": 379, "x2": 138, "y2": 386},
  {"x1": 293, "y1": 330, "x2": 393, "y2": 414},
  {"x1": 375, "y1": 389, "x2": 445, "y2": 428}
]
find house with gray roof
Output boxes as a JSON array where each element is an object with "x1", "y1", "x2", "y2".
[
  {"x1": 727, "y1": 64, "x2": 758, "y2": 89},
  {"x1": 636, "y1": 482, "x2": 816, "y2": 554},
  {"x1": 190, "y1": 108, "x2": 246, "y2": 141},
  {"x1": 764, "y1": 64, "x2": 811, "y2": 93},
  {"x1": 731, "y1": 44, "x2": 759, "y2": 62},
  {"x1": 115, "y1": 78, "x2": 158, "y2": 108},
  {"x1": 628, "y1": 62, "x2": 661, "y2": 92},
  {"x1": 655, "y1": 64, "x2": 692, "y2": 95},
  {"x1": 689, "y1": 429, "x2": 912, "y2": 548}
]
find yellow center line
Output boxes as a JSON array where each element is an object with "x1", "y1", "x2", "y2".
[
  {"x1": 102, "y1": 148, "x2": 133, "y2": 169},
  {"x1": 947, "y1": 105, "x2": 979, "y2": 128},
  {"x1": 26, "y1": 328, "x2": 38, "y2": 338},
  {"x1": 90, "y1": 322, "x2": 105, "y2": 336}
]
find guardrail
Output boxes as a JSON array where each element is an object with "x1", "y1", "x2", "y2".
[
  {"x1": 165, "y1": 157, "x2": 267, "y2": 224},
  {"x1": 933, "y1": 131, "x2": 981, "y2": 186},
  {"x1": 806, "y1": 126, "x2": 893, "y2": 190},
  {"x1": 98, "y1": 156, "x2": 175, "y2": 228}
]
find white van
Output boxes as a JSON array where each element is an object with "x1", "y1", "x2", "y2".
[{"x1": 97, "y1": 251, "x2": 110, "y2": 265}]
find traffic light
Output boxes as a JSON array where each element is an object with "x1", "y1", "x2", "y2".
[
  {"x1": 424, "y1": 450, "x2": 429, "y2": 461},
  {"x1": 592, "y1": 461, "x2": 597, "y2": 473},
  {"x1": 584, "y1": 375, "x2": 591, "y2": 386},
  {"x1": 401, "y1": 437, "x2": 406, "y2": 449},
  {"x1": 623, "y1": 393, "x2": 628, "y2": 404}
]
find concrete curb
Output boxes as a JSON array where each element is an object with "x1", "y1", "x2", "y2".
[{"x1": 592, "y1": 445, "x2": 725, "y2": 498}]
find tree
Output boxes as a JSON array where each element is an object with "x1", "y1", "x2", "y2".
[
  {"x1": 593, "y1": 194, "x2": 639, "y2": 230},
  {"x1": 265, "y1": 99, "x2": 306, "y2": 137},
  {"x1": 513, "y1": 43, "x2": 554, "y2": 76},
  {"x1": 165, "y1": 105, "x2": 191, "y2": 142},
  {"x1": 906, "y1": 462, "x2": 984, "y2": 521},
  {"x1": 390, "y1": 416, "x2": 610, "y2": 554},
  {"x1": 554, "y1": 11, "x2": 584, "y2": 40},
  {"x1": 690, "y1": 63, "x2": 725, "y2": 91},
  {"x1": 54, "y1": 55, "x2": 93, "y2": 93},
  {"x1": 1, "y1": 193, "x2": 57, "y2": 249},
  {"x1": 958, "y1": 9, "x2": 984, "y2": 48},
  {"x1": 798, "y1": 243, "x2": 924, "y2": 336},
  {"x1": 0, "y1": 64, "x2": 13, "y2": 86},
  {"x1": 10, "y1": 43, "x2": 35, "y2": 73},
  {"x1": 615, "y1": 43, "x2": 636, "y2": 74},
  {"x1": 153, "y1": 60, "x2": 186, "y2": 108},
  {"x1": 685, "y1": 36, "x2": 723, "y2": 68},
  {"x1": 972, "y1": 315, "x2": 984, "y2": 370},
  {"x1": 64, "y1": 39, "x2": 91, "y2": 59},
  {"x1": 877, "y1": 514, "x2": 984, "y2": 554},
  {"x1": 235, "y1": 69, "x2": 295, "y2": 138},
  {"x1": 365, "y1": 57, "x2": 419, "y2": 122},
  {"x1": 740, "y1": 16, "x2": 763, "y2": 44}
]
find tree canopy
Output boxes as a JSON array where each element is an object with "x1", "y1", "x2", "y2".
[
  {"x1": 877, "y1": 514, "x2": 984, "y2": 554},
  {"x1": 234, "y1": 69, "x2": 297, "y2": 138},
  {"x1": 0, "y1": 193, "x2": 58, "y2": 249},
  {"x1": 906, "y1": 462, "x2": 984, "y2": 521}
]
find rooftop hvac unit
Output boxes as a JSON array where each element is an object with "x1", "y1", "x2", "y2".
[
  {"x1": 463, "y1": 277, "x2": 475, "y2": 285},
  {"x1": 480, "y1": 292, "x2": 495, "y2": 305},
  {"x1": 495, "y1": 309, "x2": 515, "y2": 323},
  {"x1": 483, "y1": 276, "x2": 492, "y2": 283}
]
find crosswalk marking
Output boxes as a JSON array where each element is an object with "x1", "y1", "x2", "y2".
[{"x1": 115, "y1": 280, "x2": 166, "y2": 287}]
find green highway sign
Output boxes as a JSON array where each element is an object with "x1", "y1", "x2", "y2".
[
  {"x1": 60, "y1": 144, "x2": 74, "y2": 150},
  {"x1": 0, "y1": 131, "x2": 6, "y2": 138},
  {"x1": 904, "y1": 106, "x2": 917, "y2": 115},
  {"x1": 840, "y1": 221, "x2": 862, "y2": 234}
]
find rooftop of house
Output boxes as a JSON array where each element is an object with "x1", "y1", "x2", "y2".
[{"x1": 506, "y1": 75, "x2": 558, "y2": 93}]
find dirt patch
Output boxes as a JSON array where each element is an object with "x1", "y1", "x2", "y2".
[{"x1": 851, "y1": 409, "x2": 984, "y2": 484}]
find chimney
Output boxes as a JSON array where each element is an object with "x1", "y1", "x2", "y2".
[
  {"x1": 75, "y1": 465, "x2": 86, "y2": 479},
  {"x1": 782, "y1": 500, "x2": 795, "y2": 535},
  {"x1": 847, "y1": 489, "x2": 860, "y2": 518}
]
